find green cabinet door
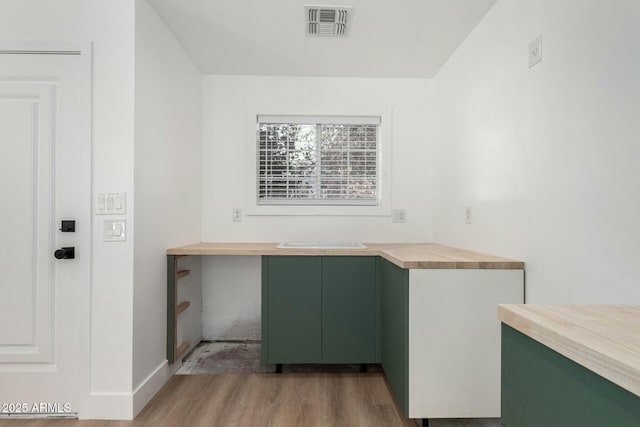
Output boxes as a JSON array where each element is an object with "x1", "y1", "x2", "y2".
[
  {"x1": 262, "y1": 255, "x2": 379, "y2": 365},
  {"x1": 263, "y1": 256, "x2": 322, "y2": 363},
  {"x1": 380, "y1": 258, "x2": 409, "y2": 416},
  {"x1": 322, "y1": 256, "x2": 377, "y2": 363},
  {"x1": 502, "y1": 324, "x2": 640, "y2": 427}
]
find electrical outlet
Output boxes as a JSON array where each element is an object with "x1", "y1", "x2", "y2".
[
  {"x1": 529, "y1": 35, "x2": 542, "y2": 68},
  {"x1": 392, "y1": 209, "x2": 407, "y2": 223},
  {"x1": 232, "y1": 208, "x2": 242, "y2": 222},
  {"x1": 465, "y1": 206, "x2": 472, "y2": 224}
]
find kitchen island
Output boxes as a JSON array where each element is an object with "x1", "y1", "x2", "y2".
[
  {"x1": 498, "y1": 304, "x2": 640, "y2": 426},
  {"x1": 166, "y1": 243, "x2": 524, "y2": 421}
]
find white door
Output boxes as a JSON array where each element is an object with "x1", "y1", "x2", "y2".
[{"x1": 0, "y1": 44, "x2": 91, "y2": 417}]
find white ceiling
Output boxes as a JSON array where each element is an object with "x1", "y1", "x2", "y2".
[{"x1": 147, "y1": 0, "x2": 497, "y2": 78}]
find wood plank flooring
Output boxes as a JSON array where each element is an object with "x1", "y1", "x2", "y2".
[{"x1": 0, "y1": 373, "x2": 415, "y2": 427}]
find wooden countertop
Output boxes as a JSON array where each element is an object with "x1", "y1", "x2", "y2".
[
  {"x1": 498, "y1": 304, "x2": 640, "y2": 398},
  {"x1": 166, "y1": 242, "x2": 524, "y2": 270}
]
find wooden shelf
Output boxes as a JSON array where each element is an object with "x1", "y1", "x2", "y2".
[
  {"x1": 176, "y1": 342, "x2": 190, "y2": 361},
  {"x1": 168, "y1": 255, "x2": 194, "y2": 365},
  {"x1": 176, "y1": 301, "x2": 190, "y2": 316},
  {"x1": 177, "y1": 269, "x2": 190, "y2": 279}
]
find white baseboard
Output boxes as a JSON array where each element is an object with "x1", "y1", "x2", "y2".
[
  {"x1": 81, "y1": 391, "x2": 133, "y2": 420},
  {"x1": 80, "y1": 360, "x2": 177, "y2": 420},
  {"x1": 132, "y1": 360, "x2": 174, "y2": 417}
]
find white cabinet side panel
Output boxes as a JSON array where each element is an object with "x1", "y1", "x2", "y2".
[{"x1": 408, "y1": 269, "x2": 524, "y2": 418}]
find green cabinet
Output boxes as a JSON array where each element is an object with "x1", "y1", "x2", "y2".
[
  {"x1": 262, "y1": 256, "x2": 322, "y2": 363},
  {"x1": 261, "y1": 255, "x2": 378, "y2": 364},
  {"x1": 322, "y1": 256, "x2": 378, "y2": 363},
  {"x1": 380, "y1": 258, "x2": 409, "y2": 415},
  {"x1": 502, "y1": 324, "x2": 640, "y2": 427}
]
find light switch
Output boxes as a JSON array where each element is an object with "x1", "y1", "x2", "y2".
[
  {"x1": 104, "y1": 220, "x2": 126, "y2": 241},
  {"x1": 96, "y1": 192, "x2": 126, "y2": 215}
]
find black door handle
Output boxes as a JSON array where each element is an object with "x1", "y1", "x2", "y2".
[{"x1": 54, "y1": 247, "x2": 75, "y2": 259}]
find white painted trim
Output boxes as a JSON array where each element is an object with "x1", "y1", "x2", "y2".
[
  {"x1": 82, "y1": 360, "x2": 179, "y2": 420},
  {"x1": 258, "y1": 114, "x2": 381, "y2": 125},
  {"x1": 81, "y1": 392, "x2": 133, "y2": 420},
  {"x1": 132, "y1": 360, "x2": 173, "y2": 417},
  {"x1": 0, "y1": 41, "x2": 91, "y2": 56}
]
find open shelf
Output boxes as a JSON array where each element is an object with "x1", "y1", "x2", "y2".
[
  {"x1": 168, "y1": 255, "x2": 193, "y2": 364},
  {"x1": 176, "y1": 301, "x2": 190, "y2": 316}
]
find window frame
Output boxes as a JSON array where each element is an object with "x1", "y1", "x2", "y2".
[
  {"x1": 257, "y1": 115, "x2": 381, "y2": 207},
  {"x1": 245, "y1": 110, "x2": 392, "y2": 217}
]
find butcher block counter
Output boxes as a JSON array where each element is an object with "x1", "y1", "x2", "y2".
[
  {"x1": 498, "y1": 304, "x2": 640, "y2": 427},
  {"x1": 166, "y1": 242, "x2": 524, "y2": 270}
]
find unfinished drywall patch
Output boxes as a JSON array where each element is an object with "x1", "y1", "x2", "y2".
[{"x1": 202, "y1": 256, "x2": 261, "y2": 340}]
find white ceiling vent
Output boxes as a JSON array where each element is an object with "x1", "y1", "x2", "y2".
[{"x1": 305, "y1": 5, "x2": 351, "y2": 36}]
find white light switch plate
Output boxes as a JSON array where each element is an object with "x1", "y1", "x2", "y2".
[
  {"x1": 96, "y1": 192, "x2": 126, "y2": 215},
  {"x1": 104, "y1": 220, "x2": 126, "y2": 241}
]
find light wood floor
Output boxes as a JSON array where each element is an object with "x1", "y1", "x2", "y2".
[{"x1": 0, "y1": 373, "x2": 415, "y2": 427}]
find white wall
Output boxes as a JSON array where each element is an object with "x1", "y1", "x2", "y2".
[
  {"x1": 0, "y1": 0, "x2": 137, "y2": 418},
  {"x1": 133, "y1": 0, "x2": 202, "y2": 414},
  {"x1": 432, "y1": 0, "x2": 640, "y2": 303},
  {"x1": 202, "y1": 75, "x2": 433, "y2": 242},
  {"x1": 201, "y1": 75, "x2": 433, "y2": 338}
]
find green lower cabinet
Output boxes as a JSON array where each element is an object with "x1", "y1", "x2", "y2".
[
  {"x1": 262, "y1": 256, "x2": 378, "y2": 364},
  {"x1": 263, "y1": 256, "x2": 322, "y2": 363},
  {"x1": 502, "y1": 324, "x2": 640, "y2": 427},
  {"x1": 380, "y1": 258, "x2": 409, "y2": 416},
  {"x1": 322, "y1": 256, "x2": 377, "y2": 363}
]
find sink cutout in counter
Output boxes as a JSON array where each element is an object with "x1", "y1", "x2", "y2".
[{"x1": 277, "y1": 242, "x2": 367, "y2": 250}]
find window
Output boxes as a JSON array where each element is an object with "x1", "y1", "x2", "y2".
[{"x1": 257, "y1": 115, "x2": 381, "y2": 206}]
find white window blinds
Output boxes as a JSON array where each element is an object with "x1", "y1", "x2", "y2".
[{"x1": 257, "y1": 115, "x2": 381, "y2": 206}]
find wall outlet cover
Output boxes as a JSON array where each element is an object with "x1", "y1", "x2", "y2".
[
  {"x1": 529, "y1": 36, "x2": 542, "y2": 68},
  {"x1": 103, "y1": 219, "x2": 126, "y2": 241},
  {"x1": 232, "y1": 208, "x2": 242, "y2": 222},
  {"x1": 392, "y1": 209, "x2": 407, "y2": 223}
]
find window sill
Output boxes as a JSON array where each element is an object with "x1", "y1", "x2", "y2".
[{"x1": 246, "y1": 204, "x2": 391, "y2": 217}]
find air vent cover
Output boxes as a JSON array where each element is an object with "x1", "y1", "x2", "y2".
[{"x1": 305, "y1": 5, "x2": 351, "y2": 36}]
